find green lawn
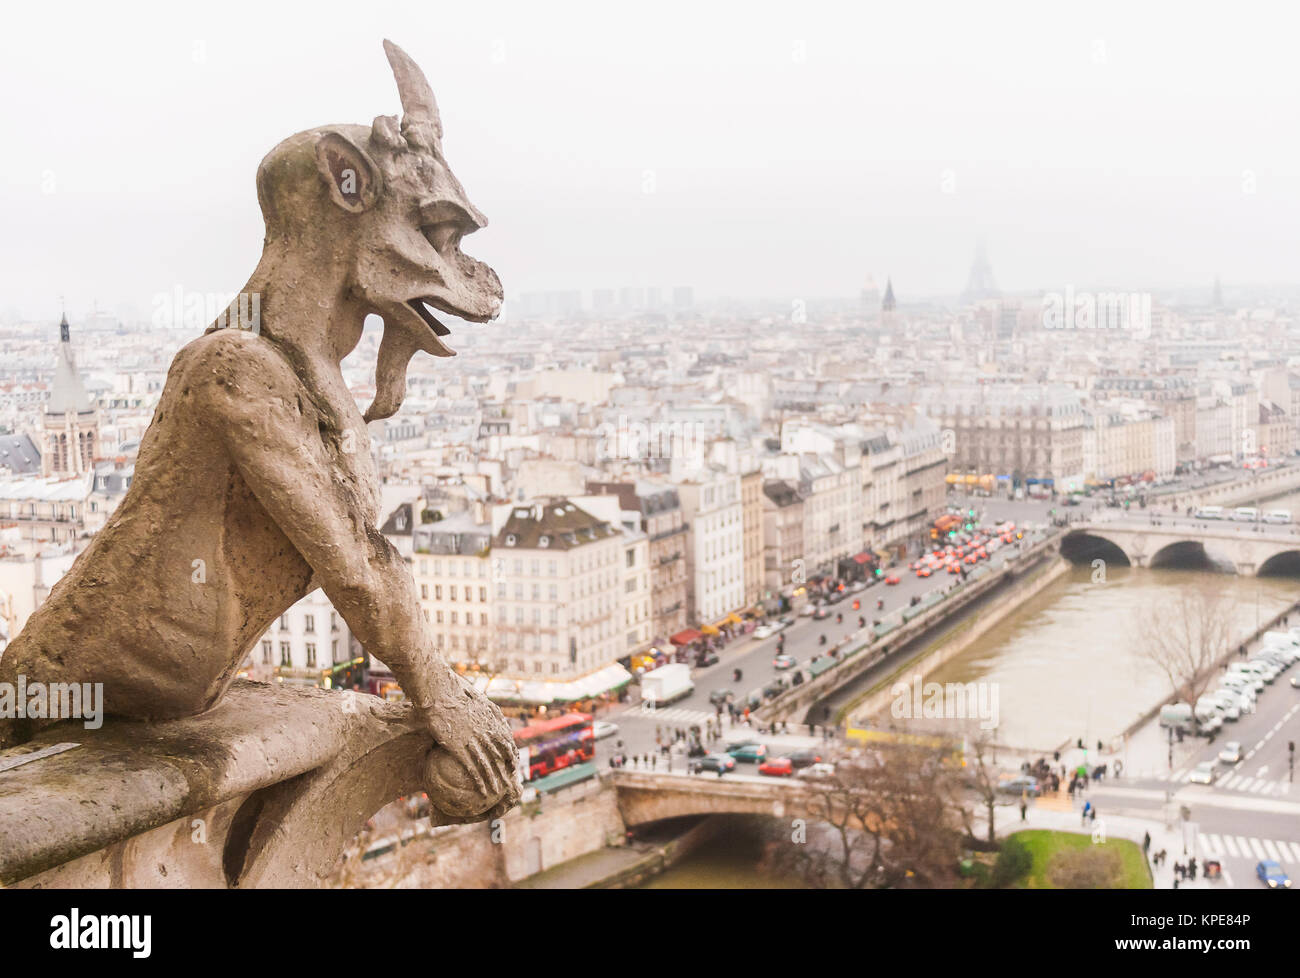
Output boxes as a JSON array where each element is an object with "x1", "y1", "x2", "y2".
[{"x1": 1005, "y1": 829, "x2": 1152, "y2": 889}]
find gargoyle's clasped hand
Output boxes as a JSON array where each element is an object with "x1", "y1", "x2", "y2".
[{"x1": 420, "y1": 678, "x2": 522, "y2": 822}]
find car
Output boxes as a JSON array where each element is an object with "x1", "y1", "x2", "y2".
[
  {"x1": 708, "y1": 687, "x2": 734, "y2": 705},
  {"x1": 593, "y1": 720, "x2": 619, "y2": 740},
  {"x1": 947, "y1": 563, "x2": 962, "y2": 575},
  {"x1": 848, "y1": 580, "x2": 866, "y2": 593},
  {"x1": 696, "y1": 651, "x2": 719, "y2": 667},
  {"x1": 1256, "y1": 860, "x2": 1292, "y2": 888},
  {"x1": 759, "y1": 757, "x2": 795, "y2": 777},
  {"x1": 787, "y1": 748, "x2": 824, "y2": 769},
  {"x1": 798, "y1": 603, "x2": 817, "y2": 617},
  {"x1": 798, "y1": 762, "x2": 838, "y2": 781},
  {"x1": 1187, "y1": 760, "x2": 1217, "y2": 784},
  {"x1": 884, "y1": 575, "x2": 900, "y2": 585},
  {"x1": 689, "y1": 753, "x2": 736, "y2": 774},
  {"x1": 997, "y1": 775, "x2": 1040, "y2": 797},
  {"x1": 812, "y1": 606, "x2": 831, "y2": 620},
  {"x1": 1218, "y1": 741, "x2": 1242, "y2": 764},
  {"x1": 1196, "y1": 714, "x2": 1223, "y2": 737},
  {"x1": 727, "y1": 743, "x2": 768, "y2": 763},
  {"x1": 773, "y1": 653, "x2": 797, "y2": 670},
  {"x1": 916, "y1": 566, "x2": 933, "y2": 578},
  {"x1": 752, "y1": 623, "x2": 776, "y2": 640},
  {"x1": 763, "y1": 677, "x2": 790, "y2": 698},
  {"x1": 1292, "y1": 674, "x2": 1300, "y2": 689}
]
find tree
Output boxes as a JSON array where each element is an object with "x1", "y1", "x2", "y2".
[
  {"x1": 1133, "y1": 584, "x2": 1233, "y2": 707},
  {"x1": 767, "y1": 741, "x2": 967, "y2": 888}
]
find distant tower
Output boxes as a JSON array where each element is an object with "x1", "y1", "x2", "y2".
[
  {"x1": 1213, "y1": 276, "x2": 1223, "y2": 309},
  {"x1": 43, "y1": 312, "x2": 99, "y2": 478},
  {"x1": 962, "y1": 240, "x2": 1000, "y2": 304},
  {"x1": 881, "y1": 277, "x2": 897, "y2": 332}
]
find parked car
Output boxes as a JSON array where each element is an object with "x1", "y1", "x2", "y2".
[
  {"x1": 1187, "y1": 761, "x2": 1217, "y2": 784},
  {"x1": 758, "y1": 757, "x2": 795, "y2": 777},
  {"x1": 593, "y1": 720, "x2": 619, "y2": 741},
  {"x1": 708, "y1": 687, "x2": 734, "y2": 706},
  {"x1": 773, "y1": 653, "x2": 797, "y2": 670},
  {"x1": 997, "y1": 775, "x2": 1040, "y2": 797},
  {"x1": 689, "y1": 753, "x2": 736, "y2": 774},
  {"x1": 1256, "y1": 860, "x2": 1292, "y2": 888},
  {"x1": 798, "y1": 762, "x2": 838, "y2": 781},
  {"x1": 787, "y1": 748, "x2": 824, "y2": 769},
  {"x1": 727, "y1": 743, "x2": 768, "y2": 763},
  {"x1": 752, "y1": 623, "x2": 777, "y2": 640},
  {"x1": 696, "y1": 651, "x2": 719, "y2": 667},
  {"x1": 1218, "y1": 741, "x2": 1242, "y2": 764},
  {"x1": 884, "y1": 575, "x2": 900, "y2": 585}
]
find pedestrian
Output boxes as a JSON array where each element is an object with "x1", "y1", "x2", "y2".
[
  {"x1": 1019, "y1": 798, "x2": 1028, "y2": 822},
  {"x1": 1089, "y1": 806, "x2": 1097, "y2": 824},
  {"x1": 1189, "y1": 857, "x2": 1197, "y2": 879},
  {"x1": 1081, "y1": 800, "x2": 1091, "y2": 825},
  {"x1": 1143, "y1": 831, "x2": 1151, "y2": 855}
]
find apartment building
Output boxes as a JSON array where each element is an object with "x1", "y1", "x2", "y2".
[{"x1": 675, "y1": 469, "x2": 745, "y2": 624}]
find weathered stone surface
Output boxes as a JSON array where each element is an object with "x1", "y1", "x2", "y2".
[
  {"x1": 0, "y1": 40, "x2": 519, "y2": 852},
  {"x1": 1, "y1": 680, "x2": 451, "y2": 887}
]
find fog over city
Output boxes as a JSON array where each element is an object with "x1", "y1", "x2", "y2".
[{"x1": 3, "y1": 0, "x2": 1299, "y2": 323}]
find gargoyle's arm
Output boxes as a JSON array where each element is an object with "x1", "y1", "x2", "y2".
[{"x1": 201, "y1": 339, "x2": 458, "y2": 715}]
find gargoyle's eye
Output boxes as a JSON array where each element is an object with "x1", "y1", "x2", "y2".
[{"x1": 421, "y1": 223, "x2": 461, "y2": 254}]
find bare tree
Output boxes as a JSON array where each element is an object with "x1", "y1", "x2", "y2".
[
  {"x1": 1133, "y1": 584, "x2": 1234, "y2": 706},
  {"x1": 768, "y1": 741, "x2": 966, "y2": 888}
]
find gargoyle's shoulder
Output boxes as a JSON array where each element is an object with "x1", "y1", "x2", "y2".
[{"x1": 170, "y1": 329, "x2": 298, "y2": 395}]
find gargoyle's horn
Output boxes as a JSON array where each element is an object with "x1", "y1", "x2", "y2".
[{"x1": 383, "y1": 39, "x2": 442, "y2": 140}]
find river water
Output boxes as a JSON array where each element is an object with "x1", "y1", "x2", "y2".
[{"x1": 925, "y1": 564, "x2": 1296, "y2": 750}]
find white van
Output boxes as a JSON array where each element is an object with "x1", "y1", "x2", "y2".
[
  {"x1": 1159, "y1": 702, "x2": 1193, "y2": 729},
  {"x1": 1232, "y1": 507, "x2": 1259, "y2": 523},
  {"x1": 1264, "y1": 509, "x2": 1292, "y2": 525},
  {"x1": 1194, "y1": 506, "x2": 1224, "y2": 520}
]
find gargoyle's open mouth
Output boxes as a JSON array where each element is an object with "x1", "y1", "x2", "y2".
[{"x1": 407, "y1": 298, "x2": 452, "y2": 337}]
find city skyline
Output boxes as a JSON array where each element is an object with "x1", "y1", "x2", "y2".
[{"x1": 3, "y1": 1, "x2": 1299, "y2": 322}]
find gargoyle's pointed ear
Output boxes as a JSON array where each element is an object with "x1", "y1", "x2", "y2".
[{"x1": 314, "y1": 131, "x2": 381, "y2": 213}]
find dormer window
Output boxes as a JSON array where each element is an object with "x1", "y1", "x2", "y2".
[
  {"x1": 506, "y1": 534, "x2": 517, "y2": 547},
  {"x1": 539, "y1": 536, "x2": 550, "y2": 548}
]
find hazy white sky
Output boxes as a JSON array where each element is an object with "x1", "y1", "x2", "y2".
[{"x1": 2, "y1": 0, "x2": 1297, "y2": 321}]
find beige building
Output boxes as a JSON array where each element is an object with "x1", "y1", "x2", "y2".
[{"x1": 740, "y1": 468, "x2": 764, "y2": 610}]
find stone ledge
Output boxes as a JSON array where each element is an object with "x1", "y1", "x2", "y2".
[{"x1": 0, "y1": 679, "x2": 427, "y2": 887}]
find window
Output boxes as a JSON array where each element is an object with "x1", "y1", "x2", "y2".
[
  {"x1": 434, "y1": 585, "x2": 442, "y2": 600},
  {"x1": 306, "y1": 643, "x2": 316, "y2": 668},
  {"x1": 626, "y1": 549, "x2": 635, "y2": 567},
  {"x1": 420, "y1": 584, "x2": 428, "y2": 599},
  {"x1": 279, "y1": 642, "x2": 291, "y2": 667},
  {"x1": 479, "y1": 587, "x2": 487, "y2": 602},
  {"x1": 261, "y1": 640, "x2": 272, "y2": 664},
  {"x1": 280, "y1": 615, "x2": 289, "y2": 631}
]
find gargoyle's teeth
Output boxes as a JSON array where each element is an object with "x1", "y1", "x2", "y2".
[{"x1": 407, "y1": 299, "x2": 451, "y2": 336}]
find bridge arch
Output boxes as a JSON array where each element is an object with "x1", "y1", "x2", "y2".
[
  {"x1": 1258, "y1": 549, "x2": 1300, "y2": 578},
  {"x1": 1148, "y1": 539, "x2": 1235, "y2": 572},
  {"x1": 1060, "y1": 531, "x2": 1131, "y2": 567}
]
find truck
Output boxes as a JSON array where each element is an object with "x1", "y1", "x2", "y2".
[{"x1": 639, "y1": 663, "x2": 694, "y2": 708}]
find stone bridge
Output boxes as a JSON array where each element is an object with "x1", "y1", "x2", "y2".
[
  {"x1": 1061, "y1": 519, "x2": 1300, "y2": 576},
  {"x1": 610, "y1": 769, "x2": 814, "y2": 826}
]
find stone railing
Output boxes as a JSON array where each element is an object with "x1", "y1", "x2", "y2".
[{"x1": 0, "y1": 680, "x2": 437, "y2": 888}]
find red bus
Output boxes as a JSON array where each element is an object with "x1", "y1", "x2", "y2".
[{"x1": 513, "y1": 712, "x2": 595, "y2": 781}]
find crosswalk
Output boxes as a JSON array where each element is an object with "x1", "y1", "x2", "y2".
[
  {"x1": 625, "y1": 706, "x2": 716, "y2": 726},
  {"x1": 1200, "y1": 833, "x2": 1300, "y2": 864},
  {"x1": 1163, "y1": 767, "x2": 1293, "y2": 795}
]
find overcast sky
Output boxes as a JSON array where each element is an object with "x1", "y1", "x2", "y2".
[{"x1": 2, "y1": 0, "x2": 1297, "y2": 321}]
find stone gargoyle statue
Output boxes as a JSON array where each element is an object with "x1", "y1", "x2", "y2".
[{"x1": 0, "y1": 41, "x2": 521, "y2": 824}]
